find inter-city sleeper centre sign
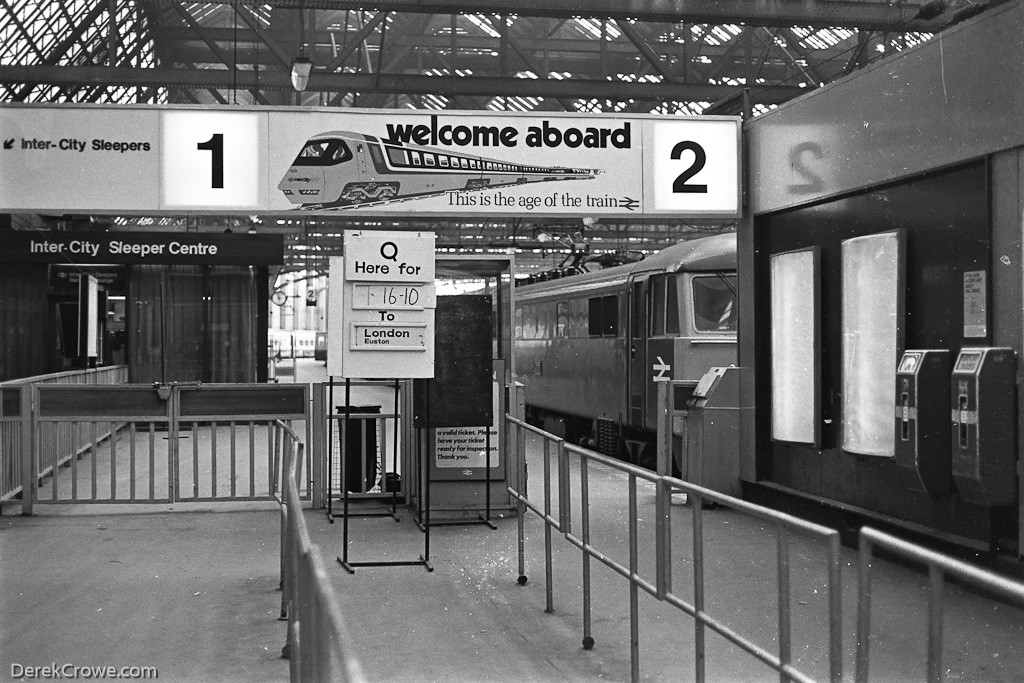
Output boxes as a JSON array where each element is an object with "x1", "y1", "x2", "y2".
[
  {"x1": 0, "y1": 230, "x2": 284, "y2": 265},
  {"x1": 0, "y1": 103, "x2": 740, "y2": 218}
]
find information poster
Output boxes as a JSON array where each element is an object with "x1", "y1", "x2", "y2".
[{"x1": 433, "y1": 381, "x2": 501, "y2": 478}]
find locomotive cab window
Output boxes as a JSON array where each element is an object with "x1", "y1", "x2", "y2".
[
  {"x1": 588, "y1": 295, "x2": 618, "y2": 337},
  {"x1": 692, "y1": 273, "x2": 737, "y2": 333},
  {"x1": 293, "y1": 139, "x2": 353, "y2": 166}
]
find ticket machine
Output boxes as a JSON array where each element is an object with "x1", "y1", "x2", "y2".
[
  {"x1": 950, "y1": 347, "x2": 1017, "y2": 506},
  {"x1": 894, "y1": 350, "x2": 951, "y2": 495},
  {"x1": 683, "y1": 366, "x2": 742, "y2": 497}
]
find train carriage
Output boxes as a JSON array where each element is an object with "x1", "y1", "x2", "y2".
[{"x1": 515, "y1": 232, "x2": 737, "y2": 468}]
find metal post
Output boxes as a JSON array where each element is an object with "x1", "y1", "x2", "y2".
[
  {"x1": 581, "y1": 455, "x2": 593, "y2": 649},
  {"x1": 514, "y1": 421, "x2": 527, "y2": 585},
  {"x1": 828, "y1": 534, "x2": 843, "y2": 683},
  {"x1": 312, "y1": 385, "x2": 325, "y2": 509},
  {"x1": 628, "y1": 473, "x2": 640, "y2": 683},
  {"x1": 693, "y1": 493, "x2": 706, "y2": 683},
  {"x1": 544, "y1": 437, "x2": 554, "y2": 614},
  {"x1": 20, "y1": 384, "x2": 34, "y2": 515},
  {"x1": 926, "y1": 565, "x2": 945, "y2": 683},
  {"x1": 855, "y1": 535, "x2": 873, "y2": 683},
  {"x1": 776, "y1": 525, "x2": 791, "y2": 683}
]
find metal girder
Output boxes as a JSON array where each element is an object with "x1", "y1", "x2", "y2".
[
  {"x1": 179, "y1": 0, "x2": 944, "y2": 32},
  {"x1": 164, "y1": 2, "x2": 270, "y2": 104},
  {"x1": 230, "y1": 3, "x2": 292, "y2": 69},
  {"x1": 0, "y1": 64, "x2": 806, "y2": 103},
  {"x1": 615, "y1": 19, "x2": 678, "y2": 83}
]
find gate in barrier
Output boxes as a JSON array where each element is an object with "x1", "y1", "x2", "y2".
[{"x1": 23, "y1": 382, "x2": 309, "y2": 512}]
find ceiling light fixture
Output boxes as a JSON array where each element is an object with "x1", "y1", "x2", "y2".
[{"x1": 291, "y1": 9, "x2": 313, "y2": 93}]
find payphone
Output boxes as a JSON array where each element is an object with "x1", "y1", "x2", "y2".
[
  {"x1": 950, "y1": 347, "x2": 1017, "y2": 506},
  {"x1": 894, "y1": 350, "x2": 951, "y2": 495}
]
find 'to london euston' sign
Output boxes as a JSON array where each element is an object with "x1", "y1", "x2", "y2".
[{"x1": 0, "y1": 103, "x2": 740, "y2": 219}]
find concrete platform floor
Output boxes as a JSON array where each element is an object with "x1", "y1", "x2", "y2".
[
  {"x1": 3, "y1": 378, "x2": 1024, "y2": 682},
  {"x1": 5, "y1": 492, "x2": 1024, "y2": 681}
]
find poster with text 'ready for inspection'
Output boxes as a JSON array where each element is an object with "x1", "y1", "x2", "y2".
[{"x1": 0, "y1": 104, "x2": 740, "y2": 218}]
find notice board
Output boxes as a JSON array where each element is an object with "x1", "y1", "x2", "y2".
[{"x1": 413, "y1": 295, "x2": 493, "y2": 428}]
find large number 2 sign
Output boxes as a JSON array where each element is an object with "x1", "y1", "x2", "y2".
[
  {"x1": 650, "y1": 119, "x2": 739, "y2": 215},
  {"x1": 670, "y1": 140, "x2": 708, "y2": 193},
  {"x1": 161, "y1": 112, "x2": 261, "y2": 208}
]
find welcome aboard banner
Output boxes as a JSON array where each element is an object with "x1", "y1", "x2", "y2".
[{"x1": 0, "y1": 104, "x2": 739, "y2": 219}]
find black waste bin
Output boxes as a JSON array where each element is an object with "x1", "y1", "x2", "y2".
[{"x1": 336, "y1": 405, "x2": 380, "y2": 493}]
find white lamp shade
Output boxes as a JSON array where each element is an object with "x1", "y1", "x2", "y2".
[{"x1": 291, "y1": 57, "x2": 313, "y2": 92}]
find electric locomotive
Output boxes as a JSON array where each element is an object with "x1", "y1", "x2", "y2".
[
  {"x1": 278, "y1": 131, "x2": 598, "y2": 208},
  {"x1": 515, "y1": 232, "x2": 737, "y2": 469}
]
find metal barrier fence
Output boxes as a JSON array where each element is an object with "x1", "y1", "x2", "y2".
[
  {"x1": 0, "y1": 366, "x2": 128, "y2": 506},
  {"x1": 14, "y1": 382, "x2": 309, "y2": 513},
  {"x1": 275, "y1": 420, "x2": 365, "y2": 683},
  {"x1": 855, "y1": 526, "x2": 1024, "y2": 683},
  {"x1": 505, "y1": 415, "x2": 843, "y2": 683}
]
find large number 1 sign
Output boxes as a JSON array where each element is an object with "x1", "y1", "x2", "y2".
[{"x1": 161, "y1": 111, "x2": 263, "y2": 209}]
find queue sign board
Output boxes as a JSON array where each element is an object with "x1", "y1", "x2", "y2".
[{"x1": 327, "y1": 231, "x2": 437, "y2": 379}]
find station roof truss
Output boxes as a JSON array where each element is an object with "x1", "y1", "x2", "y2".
[{"x1": 0, "y1": 0, "x2": 993, "y2": 272}]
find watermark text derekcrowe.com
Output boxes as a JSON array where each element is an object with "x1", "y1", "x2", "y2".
[{"x1": 10, "y1": 663, "x2": 158, "y2": 680}]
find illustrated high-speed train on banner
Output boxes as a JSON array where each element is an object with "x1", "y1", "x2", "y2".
[{"x1": 278, "y1": 131, "x2": 600, "y2": 208}]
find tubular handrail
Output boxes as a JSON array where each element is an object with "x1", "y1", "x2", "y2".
[
  {"x1": 506, "y1": 414, "x2": 843, "y2": 683},
  {"x1": 275, "y1": 420, "x2": 365, "y2": 683},
  {"x1": 1, "y1": 366, "x2": 129, "y2": 506},
  {"x1": 856, "y1": 526, "x2": 1024, "y2": 683}
]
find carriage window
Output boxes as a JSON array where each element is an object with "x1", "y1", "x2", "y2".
[
  {"x1": 386, "y1": 147, "x2": 407, "y2": 166},
  {"x1": 651, "y1": 275, "x2": 667, "y2": 336},
  {"x1": 692, "y1": 274, "x2": 737, "y2": 332},
  {"x1": 603, "y1": 295, "x2": 618, "y2": 336},
  {"x1": 588, "y1": 295, "x2": 617, "y2": 337},
  {"x1": 470, "y1": 159, "x2": 478, "y2": 169},
  {"x1": 461, "y1": 159, "x2": 470, "y2": 169},
  {"x1": 411, "y1": 151, "x2": 422, "y2": 166},
  {"x1": 292, "y1": 139, "x2": 353, "y2": 166},
  {"x1": 439, "y1": 156, "x2": 449, "y2": 167},
  {"x1": 556, "y1": 303, "x2": 569, "y2": 338},
  {"x1": 666, "y1": 277, "x2": 679, "y2": 334}
]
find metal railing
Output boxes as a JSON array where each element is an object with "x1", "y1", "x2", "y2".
[
  {"x1": 506, "y1": 415, "x2": 843, "y2": 683},
  {"x1": 275, "y1": 420, "x2": 365, "y2": 683},
  {"x1": 856, "y1": 526, "x2": 1024, "y2": 683},
  {"x1": 15, "y1": 382, "x2": 309, "y2": 513},
  {"x1": 0, "y1": 366, "x2": 127, "y2": 506}
]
